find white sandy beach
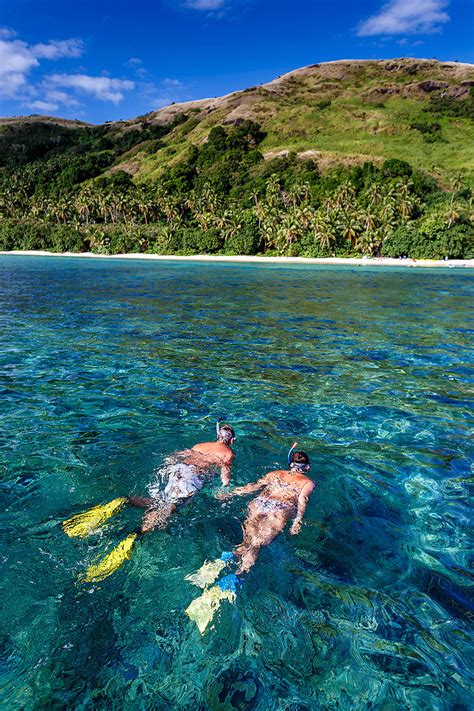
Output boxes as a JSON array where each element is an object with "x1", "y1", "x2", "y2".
[{"x1": 1, "y1": 251, "x2": 473, "y2": 268}]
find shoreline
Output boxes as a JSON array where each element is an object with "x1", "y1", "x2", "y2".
[{"x1": 1, "y1": 250, "x2": 473, "y2": 269}]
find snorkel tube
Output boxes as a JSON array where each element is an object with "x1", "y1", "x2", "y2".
[
  {"x1": 288, "y1": 442, "x2": 311, "y2": 472},
  {"x1": 288, "y1": 441, "x2": 298, "y2": 467}
]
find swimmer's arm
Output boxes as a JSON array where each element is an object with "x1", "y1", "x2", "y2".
[
  {"x1": 217, "y1": 473, "x2": 270, "y2": 499},
  {"x1": 219, "y1": 451, "x2": 235, "y2": 486},
  {"x1": 289, "y1": 481, "x2": 315, "y2": 535},
  {"x1": 220, "y1": 464, "x2": 231, "y2": 486}
]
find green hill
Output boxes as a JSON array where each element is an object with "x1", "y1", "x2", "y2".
[
  {"x1": 1, "y1": 58, "x2": 473, "y2": 258},
  {"x1": 130, "y1": 58, "x2": 474, "y2": 183}
]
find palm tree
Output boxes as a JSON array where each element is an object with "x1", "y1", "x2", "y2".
[
  {"x1": 333, "y1": 183, "x2": 356, "y2": 209},
  {"x1": 312, "y1": 211, "x2": 334, "y2": 252},
  {"x1": 338, "y1": 211, "x2": 361, "y2": 248},
  {"x1": 447, "y1": 175, "x2": 463, "y2": 228},
  {"x1": 377, "y1": 197, "x2": 396, "y2": 228},
  {"x1": 277, "y1": 208, "x2": 302, "y2": 254},
  {"x1": 216, "y1": 206, "x2": 242, "y2": 242},
  {"x1": 265, "y1": 175, "x2": 282, "y2": 210}
]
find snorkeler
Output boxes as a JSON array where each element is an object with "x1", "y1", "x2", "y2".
[
  {"x1": 185, "y1": 444, "x2": 314, "y2": 633},
  {"x1": 62, "y1": 422, "x2": 236, "y2": 581},
  {"x1": 219, "y1": 444, "x2": 314, "y2": 574},
  {"x1": 129, "y1": 422, "x2": 235, "y2": 533}
]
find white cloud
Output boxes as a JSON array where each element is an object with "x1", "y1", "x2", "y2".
[
  {"x1": 162, "y1": 78, "x2": 183, "y2": 87},
  {"x1": 0, "y1": 34, "x2": 84, "y2": 100},
  {"x1": 32, "y1": 38, "x2": 84, "y2": 60},
  {"x1": 0, "y1": 27, "x2": 17, "y2": 39},
  {"x1": 0, "y1": 38, "x2": 38, "y2": 98},
  {"x1": 357, "y1": 0, "x2": 450, "y2": 36},
  {"x1": 28, "y1": 99, "x2": 59, "y2": 113},
  {"x1": 44, "y1": 89, "x2": 81, "y2": 107},
  {"x1": 0, "y1": 29, "x2": 137, "y2": 115},
  {"x1": 24, "y1": 87, "x2": 82, "y2": 114},
  {"x1": 0, "y1": 71, "x2": 28, "y2": 99},
  {"x1": 47, "y1": 73, "x2": 135, "y2": 103},
  {"x1": 0, "y1": 39, "x2": 38, "y2": 75},
  {"x1": 128, "y1": 58, "x2": 147, "y2": 78},
  {"x1": 185, "y1": 0, "x2": 225, "y2": 10}
]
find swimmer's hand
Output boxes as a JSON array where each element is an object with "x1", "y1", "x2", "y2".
[{"x1": 289, "y1": 517, "x2": 302, "y2": 535}]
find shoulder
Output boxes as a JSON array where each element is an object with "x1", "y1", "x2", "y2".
[
  {"x1": 192, "y1": 442, "x2": 208, "y2": 450},
  {"x1": 263, "y1": 469, "x2": 285, "y2": 480}
]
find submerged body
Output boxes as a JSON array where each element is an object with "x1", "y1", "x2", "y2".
[
  {"x1": 185, "y1": 451, "x2": 314, "y2": 632},
  {"x1": 131, "y1": 435, "x2": 235, "y2": 533},
  {"x1": 62, "y1": 424, "x2": 235, "y2": 582},
  {"x1": 222, "y1": 465, "x2": 314, "y2": 574}
]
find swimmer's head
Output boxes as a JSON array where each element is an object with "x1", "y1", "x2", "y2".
[
  {"x1": 289, "y1": 450, "x2": 311, "y2": 473},
  {"x1": 217, "y1": 423, "x2": 236, "y2": 445}
]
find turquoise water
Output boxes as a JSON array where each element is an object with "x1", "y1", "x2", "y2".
[{"x1": 0, "y1": 256, "x2": 473, "y2": 710}]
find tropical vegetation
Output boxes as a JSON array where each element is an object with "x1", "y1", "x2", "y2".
[{"x1": 0, "y1": 59, "x2": 473, "y2": 258}]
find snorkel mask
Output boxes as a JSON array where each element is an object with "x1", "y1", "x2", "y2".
[
  {"x1": 288, "y1": 442, "x2": 311, "y2": 472},
  {"x1": 216, "y1": 420, "x2": 236, "y2": 445}
]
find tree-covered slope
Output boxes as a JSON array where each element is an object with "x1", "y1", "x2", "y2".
[{"x1": 0, "y1": 59, "x2": 473, "y2": 258}]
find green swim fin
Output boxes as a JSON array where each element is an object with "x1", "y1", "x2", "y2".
[
  {"x1": 185, "y1": 558, "x2": 226, "y2": 588},
  {"x1": 62, "y1": 497, "x2": 127, "y2": 538},
  {"x1": 185, "y1": 586, "x2": 235, "y2": 634},
  {"x1": 83, "y1": 532, "x2": 137, "y2": 582}
]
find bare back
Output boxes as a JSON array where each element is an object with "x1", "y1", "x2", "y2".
[
  {"x1": 178, "y1": 441, "x2": 234, "y2": 485},
  {"x1": 259, "y1": 469, "x2": 314, "y2": 506}
]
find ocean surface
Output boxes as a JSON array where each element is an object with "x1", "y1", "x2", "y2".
[{"x1": 0, "y1": 256, "x2": 473, "y2": 710}]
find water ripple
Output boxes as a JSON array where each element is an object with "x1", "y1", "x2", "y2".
[{"x1": 0, "y1": 257, "x2": 473, "y2": 709}]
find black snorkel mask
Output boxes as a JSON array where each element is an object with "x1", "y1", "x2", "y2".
[
  {"x1": 216, "y1": 420, "x2": 236, "y2": 445},
  {"x1": 288, "y1": 442, "x2": 311, "y2": 472}
]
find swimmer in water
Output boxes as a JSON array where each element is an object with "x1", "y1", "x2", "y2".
[
  {"x1": 217, "y1": 445, "x2": 314, "y2": 574},
  {"x1": 185, "y1": 444, "x2": 314, "y2": 632},
  {"x1": 130, "y1": 422, "x2": 236, "y2": 533},
  {"x1": 62, "y1": 422, "x2": 236, "y2": 582}
]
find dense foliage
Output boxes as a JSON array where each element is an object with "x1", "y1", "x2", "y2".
[{"x1": 0, "y1": 117, "x2": 472, "y2": 258}]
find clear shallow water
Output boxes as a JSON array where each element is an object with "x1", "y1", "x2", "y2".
[{"x1": 0, "y1": 256, "x2": 473, "y2": 710}]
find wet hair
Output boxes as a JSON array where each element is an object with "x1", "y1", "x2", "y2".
[
  {"x1": 290, "y1": 450, "x2": 310, "y2": 466},
  {"x1": 218, "y1": 424, "x2": 235, "y2": 442}
]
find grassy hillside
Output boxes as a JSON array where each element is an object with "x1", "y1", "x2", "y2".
[
  {"x1": 2, "y1": 59, "x2": 474, "y2": 182},
  {"x1": 0, "y1": 59, "x2": 473, "y2": 258},
  {"x1": 129, "y1": 58, "x2": 474, "y2": 184}
]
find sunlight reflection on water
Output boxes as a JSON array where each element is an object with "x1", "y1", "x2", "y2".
[{"x1": 0, "y1": 257, "x2": 473, "y2": 709}]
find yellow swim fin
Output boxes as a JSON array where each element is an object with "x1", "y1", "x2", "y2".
[
  {"x1": 185, "y1": 558, "x2": 226, "y2": 588},
  {"x1": 83, "y1": 533, "x2": 137, "y2": 583},
  {"x1": 185, "y1": 586, "x2": 235, "y2": 634},
  {"x1": 62, "y1": 497, "x2": 127, "y2": 538}
]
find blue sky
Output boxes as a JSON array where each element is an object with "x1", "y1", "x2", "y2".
[{"x1": 0, "y1": 0, "x2": 473, "y2": 123}]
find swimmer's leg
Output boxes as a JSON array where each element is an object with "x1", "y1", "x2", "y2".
[
  {"x1": 235, "y1": 502, "x2": 291, "y2": 575},
  {"x1": 128, "y1": 496, "x2": 154, "y2": 508},
  {"x1": 81, "y1": 498, "x2": 175, "y2": 582},
  {"x1": 139, "y1": 502, "x2": 177, "y2": 534}
]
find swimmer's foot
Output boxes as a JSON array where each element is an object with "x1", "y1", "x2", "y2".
[
  {"x1": 185, "y1": 551, "x2": 235, "y2": 588},
  {"x1": 83, "y1": 532, "x2": 138, "y2": 582},
  {"x1": 216, "y1": 573, "x2": 242, "y2": 595},
  {"x1": 62, "y1": 497, "x2": 127, "y2": 538}
]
